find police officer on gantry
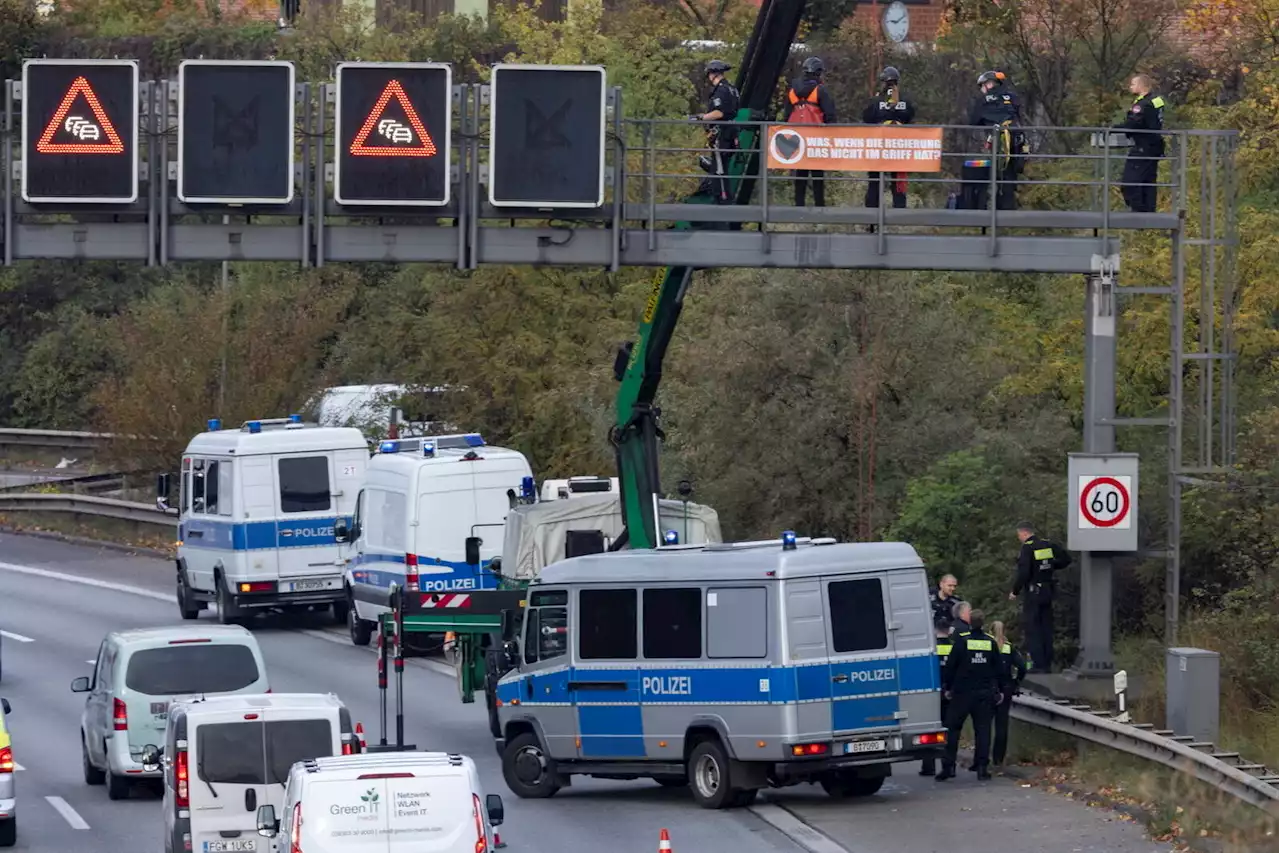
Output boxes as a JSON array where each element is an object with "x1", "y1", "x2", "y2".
[
  {"x1": 1009, "y1": 521, "x2": 1072, "y2": 673},
  {"x1": 691, "y1": 59, "x2": 741, "y2": 204},
  {"x1": 782, "y1": 56, "x2": 837, "y2": 207},
  {"x1": 937, "y1": 603, "x2": 1005, "y2": 781},
  {"x1": 1114, "y1": 73, "x2": 1166, "y2": 212},
  {"x1": 862, "y1": 66, "x2": 916, "y2": 212},
  {"x1": 960, "y1": 70, "x2": 1026, "y2": 210}
]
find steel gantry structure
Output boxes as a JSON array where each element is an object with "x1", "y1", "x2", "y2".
[{"x1": 0, "y1": 60, "x2": 1238, "y2": 675}]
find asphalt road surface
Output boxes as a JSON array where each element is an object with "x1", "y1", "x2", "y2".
[{"x1": 0, "y1": 532, "x2": 1175, "y2": 853}]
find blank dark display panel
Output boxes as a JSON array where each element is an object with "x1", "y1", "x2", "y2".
[
  {"x1": 489, "y1": 65, "x2": 606, "y2": 208},
  {"x1": 178, "y1": 61, "x2": 295, "y2": 204}
]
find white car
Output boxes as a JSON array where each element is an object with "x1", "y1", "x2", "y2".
[
  {"x1": 71, "y1": 625, "x2": 269, "y2": 800},
  {"x1": 256, "y1": 751, "x2": 505, "y2": 853}
]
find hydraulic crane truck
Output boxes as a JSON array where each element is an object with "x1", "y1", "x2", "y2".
[{"x1": 368, "y1": 0, "x2": 809, "y2": 738}]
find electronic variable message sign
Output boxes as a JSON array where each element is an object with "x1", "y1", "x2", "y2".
[
  {"x1": 178, "y1": 60, "x2": 296, "y2": 204},
  {"x1": 488, "y1": 64, "x2": 606, "y2": 209},
  {"x1": 334, "y1": 62, "x2": 452, "y2": 206},
  {"x1": 22, "y1": 59, "x2": 139, "y2": 204}
]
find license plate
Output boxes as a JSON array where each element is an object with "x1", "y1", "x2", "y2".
[
  {"x1": 204, "y1": 841, "x2": 256, "y2": 852},
  {"x1": 286, "y1": 578, "x2": 338, "y2": 592},
  {"x1": 844, "y1": 739, "x2": 887, "y2": 754}
]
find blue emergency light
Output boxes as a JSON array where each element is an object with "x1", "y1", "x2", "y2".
[
  {"x1": 207, "y1": 418, "x2": 221, "y2": 432},
  {"x1": 288, "y1": 413, "x2": 302, "y2": 424},
  {"x1": 379, "y1": 440, "x2": 399, "y2": 453},
  {"x1": 781, "y1": 530, "x2": 797, "y2": 551},
  {"x1": 464, "y1": 434, "x2": 485, "y2": 447},
  {"x1": 663, "y1": 530, "x2": 680, "y2": 545},
  {"x1": 422, "y1": 442, "x2": 435, "y2": 457},
  {"x1": 520, "y1": 476, "x2": 535, "y2": 500},
  {"x1": 247, "y1": 420, "x2": 262, "y2": 434}
]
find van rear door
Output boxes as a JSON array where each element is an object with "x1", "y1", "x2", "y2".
[
  {"x1": 275, "y1": 452, "x2": 342, "y2": 580},
  {"x1": 189, "y1": 713, "x2": 272, "y2": 853},
  {"x1": 824, "y1": 574, "x2": 902, "y2": 740}
]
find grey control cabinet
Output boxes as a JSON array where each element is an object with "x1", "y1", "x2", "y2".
[{"x1": 1165, "y1": 647, "x2": 1220, "y2": 744}]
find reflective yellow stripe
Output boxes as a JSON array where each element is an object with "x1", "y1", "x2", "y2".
[
  {"x1": 1033, "y1": 548, "x2": 1054, "y2": 560},
  {"x1": 1151, "y1": 96, "x2": 1165, "y2": 108},
  {"x1": 967, "y1": 639, "x2": 993, "y2": 651},
  {"x1": 1001, "y1": 643, "x2": 1012, "y2": 654},
  {"x1": 937, "y1": 644, "x2": 952, "y2": 656}
]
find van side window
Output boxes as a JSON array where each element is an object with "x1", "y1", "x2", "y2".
[
  {"x1": 579, "y1": 589, "x2": 637, "y2": 660},
  {"x1": 642, "y1": 588, "x2": 702, "y2": 659},
  {"x1": 217, "y1": 461, "x2": 233, "y2": 517},
  {"x1": 707, "y1": 586, "x2": 768, "y2": 659},
  {"x1": 190, "y1": 459, "x2": 207, "y2": 513},
  {"x1": 538, "y1": 607, "x2": 568, "y2": 661},
  {"x1": 828, "y1": 579, "x2": 888, "y2": 653},
  {"x1": 523, "y1": 609, "x2": 540, "y2": 664},
  {"x1": 278, "y1": 456, "x2": 331, "y2": 513},
  {"x1": 203, "y1": 461, "x2": 220, "y2": 515}
]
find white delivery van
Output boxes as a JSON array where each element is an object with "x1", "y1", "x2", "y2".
[
  {"x1": 254, "y1": 752, "x2": 505, "y2": 853},
  {"x1": 339, "y1": 434, "x2": 533, "y2": 645},
  {"x1": 161, "y1": 416, "x2": 370, "y2": 626},
  {"x1": 148, "y1": 693, "x2": 363, "y2": 853}
]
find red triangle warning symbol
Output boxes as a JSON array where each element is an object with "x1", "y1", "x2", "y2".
[
  {"x1": 36, "y1": 76, "x2": 126, "y2": 155},
  {"x1": 349, "y1": 79, "x2": 438, "y2": 158}
]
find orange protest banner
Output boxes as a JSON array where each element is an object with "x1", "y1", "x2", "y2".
[{"x1": 765, "y1": 124, "x2": 943, "y2": 172}]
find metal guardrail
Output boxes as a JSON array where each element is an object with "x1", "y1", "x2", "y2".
[
  {"x1": 1012, "y1": 693, "x2": 1279, "y2": 812},
  {"x1": 0, "y1": 492, "x2": 176, "y2": 528},
  {"x1": 0, "y1": 427, "x2": 118, "y2": 459}
]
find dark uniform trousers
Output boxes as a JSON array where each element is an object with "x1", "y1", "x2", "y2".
[
  {"x1": 794, "y1": 168, "x2": 825, "y2": 207},
  {"x1": 920, "y1": 637, "x2": 951, "y2": 775},
  {"x1": 1023, "y1": 598, "x2": 1053, "y2": 673},
  {"x1": 1122, "y1": 151, "x2": 1159, "y2": 212},
  {"x1": 992, "y1": 643, "x2": 1019, "y2": 765},
  {"x1": 944, "y1": 691, "x2": 996, "y2": 772}
]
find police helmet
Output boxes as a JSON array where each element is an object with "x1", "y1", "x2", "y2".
[
  {"x1": 705, "y1": 59, "x2": 732, "y2": 76},
  {"x1": 977, "y1": 70, "x2": 1006, "y2": 87},
  {"x1": 879, "y1": 66, "x2": 900, "y2": 83},
  {"x1": 801, "y1": 56, "x2": 825, "y2": 76}
]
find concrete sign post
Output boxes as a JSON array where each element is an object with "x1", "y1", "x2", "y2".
[{"x1": 1067, "y1": 452, "x2": 1139, "y2": 553}]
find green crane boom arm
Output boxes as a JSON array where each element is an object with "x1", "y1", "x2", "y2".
[{"x1": 610, "y1": 0, "x2": 808, "y2": 550}]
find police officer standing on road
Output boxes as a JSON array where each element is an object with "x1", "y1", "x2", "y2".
[
  {"x1": 960, "y1": 71, "x2": 1026, "y2": 210},
  {"x1": 691, "y1": 59, "x2": 741, "y2": 204},
  {"x1": 782, "y1": 56, "x2": 837, "y2": 207},
  {"x1": 930, "y1": 573, "x2": 962, "y2": 635},
  {"x1": 1114, "y1": 73, "x2": 1166, "y2": 212},
  {"x1": 1008, "y1": 521, "x2": 1072, "y2": 673},
  {"x1": 862, "y1": 66, "x2": 916, "y2": 212},
  {"x1": 937, "y1": 603, "x2": 1004, "y2": 781},
  {"x1": 988, "y1": 620, "x2": 1026, "y2": 770}
]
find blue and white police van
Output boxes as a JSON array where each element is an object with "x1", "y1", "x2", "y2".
[
  {"x1": 161, "y1": 416, "x2": 369, "y2": 625},
  {"x1": 492, "y1": 534, "x2": 945, "y2": 809},
  {"x1": 339, "y1": 434, "x2": 534, "y2": 646}
]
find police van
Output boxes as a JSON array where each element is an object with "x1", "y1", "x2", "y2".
[
  {"x1": 339, "y1": 434, "x2": 534, "y2": 645},
  {"x1": 160, "y1": 416, "x2": 369, "y2": 625},
  {"x1": 492, "y1": 534, "x2": 945, "y2": 809}
]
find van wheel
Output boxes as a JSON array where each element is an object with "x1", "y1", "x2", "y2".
[
  {"x1": 0, "y1": 817, "x2": 15, "y2": 847},
  {"x1": 176, "y1": 570, "x2": 201, "y2": 621},
  {"x1": 82, "y1": 733, "x2": 104, "y2": 785},
  {"x1": 348, "y1": 598, "x2": 373, "y2": 647},
  {"x1": 216, "y1": 579, "x2": 241, "y2": 626},
  {"x1": 820, "y1": 772, "x2": 885, "y2": 798},
  {"x1": 106, "y1": 767, "x2": 131, "y2": 800},
  {"x1": 331, "y1": 598, "x2": 350, "y2": 625},
  {"x1": 688, "y1": 739, "x2": 740, "y2": 809},
  {"x1": 501, "y1": 732, "x2": 561, "y2": 799}
]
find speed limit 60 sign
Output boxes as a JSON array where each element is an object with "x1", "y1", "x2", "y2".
[{"x1": 1067, "y1": 453, "x2": 1138, "y2": 552}]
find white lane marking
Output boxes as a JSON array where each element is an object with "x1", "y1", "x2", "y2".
[
  {"x1": 749, "y1": 802, "x2": 851, "y2": 853},
  {"x1": 0, "y1": 561, "x2": 170, "y2": 603},
  {"x1": 86, "y1": 660, "x2": 97, "y2": 665},
  {"x1": 45, "y1": 796, "x2": 90, "y2": 830},
  {"x1": 0, "y1": 560, "x2": 459, "y2": 679},
  {"x1": 0, "y1": 630, "x2": 34, "y2": 643}
]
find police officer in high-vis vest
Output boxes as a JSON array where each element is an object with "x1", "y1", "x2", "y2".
[
  {"x1": 988, "y1": 620, "x2": 1026, "y2": 769},
  {"x1": 1009, "y1": 521, "x2": 1072, "y2": 673},
  {"x1": 1114, "y1": 73, "x2": 1166, "y2": 212},
  {"x1": 920, "y1": 595, "x2": 961, "y2": 777},
  {"x1": 938, "y1": 603, "x2": 1005, "y2": 781}
]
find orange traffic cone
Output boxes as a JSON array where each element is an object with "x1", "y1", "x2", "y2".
[
  {"x1": 354, "y1": 722, "x2": 367, "y2": 752},
  {"x1": 658, "y1": 828, "x2": 672, "y2": 852}
]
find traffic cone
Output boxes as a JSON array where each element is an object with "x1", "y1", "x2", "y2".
[
  {"x1": 658, "y1": 828, "x2": 672, "y2": 852},
  {"x1": 494, "y1": 830, "x2": 506, "y2": 849},
  {"x1": 354, "y1": 722, "x2": 367, "y2": 752}
]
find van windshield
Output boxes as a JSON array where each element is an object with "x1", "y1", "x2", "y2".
[
  {"x1": 125, "y1": 644, "x2": 260, "y2": 695},
  {"x1": 197, "y1": 719, "x2": 335, "y2": 785}
]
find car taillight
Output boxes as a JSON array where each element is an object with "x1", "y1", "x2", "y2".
[
  {"x1": 113, "y1": 698, "x2": 128, "y2": 730},
  {"x1": 341, "y1": 741, "x2": 353, "y2": 755},
  {"x1": 238, "y1": 582, "x2": 275, "y2": 593},
  {"x1": 789, "y1": 742, "x2": 829, "y2": 756},
  {"x1": 290, "y1": 801, "x2": 302, "y2": 853},
  {"x1": 175, "y1": 749, "x2": 189, "y2": 808},
  {"x1": 404, "y1": 553, "x2": 419, "y2": 592},
  {"x1": 472, "y1": 793, "x2": 487, "y2": 853},
  {"x1": 0, "y1": 746, "x2": 14, "y2": 773},
  {"x1": 913, "y1": 732, "x2": 947, "y2": 746}
]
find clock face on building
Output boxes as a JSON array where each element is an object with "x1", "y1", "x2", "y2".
[{"x1": 883, "y1": 1, "x2": 910, "y2": 43}]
